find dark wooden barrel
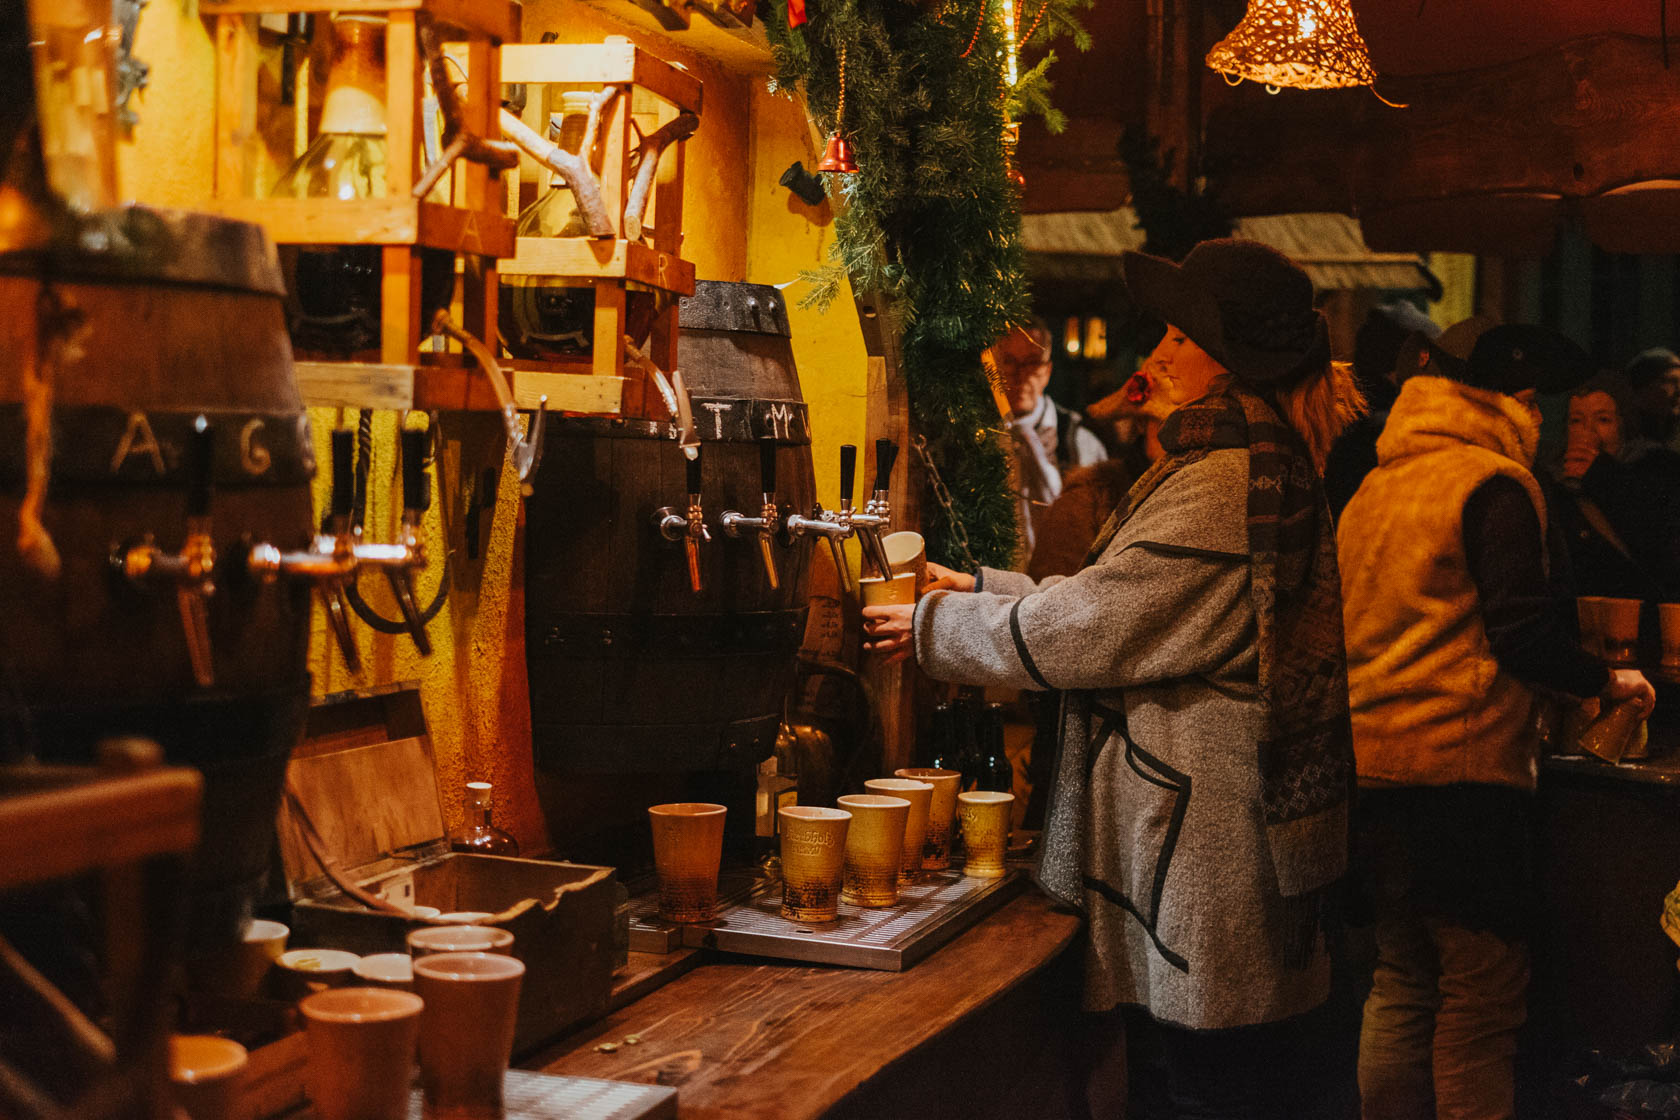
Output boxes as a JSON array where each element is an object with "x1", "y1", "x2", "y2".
[
  {"x1": 524, "y1": 281, "x2": 816, "y2": 774},
  {"x1": 0, "y1": 208, "x2": 317, "y2": 946}
]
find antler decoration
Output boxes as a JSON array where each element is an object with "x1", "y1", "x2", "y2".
[
  {"x1": 412, "y1": 15, "x2": 521, "y2": 200},
  {"x1": 497, "y1": 86, "x2": 622, "y2": 238},
  {"x1": 624, "y1": 111, "x2": 700, "y2": 241}
]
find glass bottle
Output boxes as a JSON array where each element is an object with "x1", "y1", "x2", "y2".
[
  {"x1": 976, "y1": 703, "x2": 1015, "y2": 795},
  {"x1": 500, "y1": 92, "x2": 601, "y2": 361},
  {"x1": 454, "y1": 781, "x2": 519, "y2": 856},
  {"x1": 271, "y1": 15, "x2": 451, "y2": 361}
]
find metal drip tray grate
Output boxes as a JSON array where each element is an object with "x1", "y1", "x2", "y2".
[
  {"x1": 405, "y1": 1071, "x2": 675, "y2": 1120},
  {"x1": 631, "y1": 864, "x2": 1025, "y2": 970},
  {"x1": 627, "y1": 867, "x2": 773, "y2": 954}
]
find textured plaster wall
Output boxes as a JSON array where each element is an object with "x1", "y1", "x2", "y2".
[{"x1": 113, "y1": 2, "x2": 870, "y2": 854}]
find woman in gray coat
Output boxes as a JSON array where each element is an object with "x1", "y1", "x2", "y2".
[{"x1": 865, "y1": 240, "x2": 1363, "y2": 1119}]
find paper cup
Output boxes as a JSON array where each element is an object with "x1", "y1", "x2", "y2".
[
  {"x1": 1660, "y1": 603, "x2": 1680, "y2": 669},
  {"x1": 779, "y1": 806, "x2": 851, "y2": 923},
  {"x1": 414, "y1": 952, "x2": 525, "y2": 1120},
  {"x1": 275, "y1": 948, "x2": 360, "y2": 1000},
  {"x1": 895, "y1": 768, "x2": 962, "y2": 870},
  {"x1": 169, "y1": 1034, "x2": 248, "y2": 1120},
  {"x1": 407, "y1": 925, "x2": 514, "y2": 957},
  {"x1": 859, "y1": 571, "x2": 918, "y2": 608},
  {"x1": 1577, "y1": 596, "x2": 1608, "y2": 659},
  {"x1": 958, "y1": 791, "x2": 1014, "y2": 879},
  {"x1": 884, "y1": 530, "x2": 927, "y2": 592},
  {"x1": 836, "y1": 794, "x2": 910, "y2": 907},
  {"x1": 299, "y1": 987, "x2": 424, "y2": 1120},
  {"x1": 864, "y1": 778, "x2": 934, "y2": 884},
  {"x1": 648, "y1": 802, "x2": 728, "y2": 923},
  {"x1": 353, "y1": 953, "x2": 416, "y2": 990},
  {"x1": 1601, "y1": 597, "x2": 1642, "y2": 666}
]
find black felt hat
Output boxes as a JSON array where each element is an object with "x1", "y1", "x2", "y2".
[
  {"x1": 1424, "y1": 318, "x2": 1593, "y2": 396},
  {"x1": 1121, "y1": 238, "x2": 1331, "y2": 388}
]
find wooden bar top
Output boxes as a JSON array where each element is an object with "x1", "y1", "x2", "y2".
[{"x1": 523, "y1": 892, "x2": 1082, "y2": 1120}]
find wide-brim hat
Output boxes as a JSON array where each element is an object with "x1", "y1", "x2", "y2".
[
  {"x1": 1422, "y1": 318, "x2": 1592, "y2": 396},
  {"x1": 1122, "y1": 238, "x2": 1330, "y2": 388}
]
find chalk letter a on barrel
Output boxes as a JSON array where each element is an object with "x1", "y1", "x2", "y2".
[{"x1": 112, "y1": 411, "x2": 166, "y2": 476}]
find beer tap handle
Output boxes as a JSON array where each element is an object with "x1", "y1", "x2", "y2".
[
  {"x1": 839, "y1": 443, "x2": 856, "y2": 511},
  {"x1": 683, "y1": 447, "x2": 707, "y2": 593},
  {"x1": 178, "y1": 415, "x2": 216, "y2": 688},
  {"x1": 385, "y1": 569, "x2": 432, "y2": 656},
  {"x1": 873, "y1": 438, "x2": 897, "y2": 500},
  {"x1": 756, "y1": 439, "x2": 779, "y2": 591},
  {"x1": 401, "y1": 428, "x2": 431, "y2": 515},
  {"x1": 320, "y1": 583, "x2": 362, "y2": 674}
]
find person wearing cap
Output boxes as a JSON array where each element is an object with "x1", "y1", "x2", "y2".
[
  {"x1": 1624, "y1": 347, "x2": 1680, "y2": 447},
  {"x1": 864, "y1": 239, "x2": 1366, "y2": 1117},
  {"x1": 1338, "y1": 321, "x2": 1657, "y2": 1120},
  {"x1": 988, "y1": 318, "x2": 1109, "y2": 556}
]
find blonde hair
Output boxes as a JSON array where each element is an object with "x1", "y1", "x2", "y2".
[{"x1": 1276, "y1": 360, "x2": 1368, "y2": 474}]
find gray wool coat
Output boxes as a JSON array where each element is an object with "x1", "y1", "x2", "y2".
[{"x1": 912, "y1": 448, "x2": 1332, "y2": 1029}]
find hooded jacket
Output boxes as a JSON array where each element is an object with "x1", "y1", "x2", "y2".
[{"x1": 1338, "y1": 376, "x2": 1549, "y2": 791}]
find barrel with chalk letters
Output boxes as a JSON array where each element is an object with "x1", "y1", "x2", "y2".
[
  {"x1": 0, "y1": 208, "x2": 316, "y2": 945},
  {"x1": 524, "y1": 281, "x2": 817, "y2": 781}
]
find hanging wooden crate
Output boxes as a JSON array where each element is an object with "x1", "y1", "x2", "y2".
[
  {"x1": 497, "y1": 38, "x2": 702, "y2": 419},
  {"x1": 204, "y1": 0, "x2": 521, "y2": 406}
]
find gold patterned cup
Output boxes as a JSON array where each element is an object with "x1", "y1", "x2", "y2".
[
  {"x1": 864, "y1": 778, "x2": 934, "y2": 884},
  {"x1": 895, "y1": 768, "x2": 962, "y2": 870},
  {"x1": 958, "y1": 791, "x2": 1014, "y2": 879},
  {"x1": 648, "y1": 802, "x2": 728, "y2": 923},
  {"x1": 778, "y1": 806, "x2": 852, "y2": 923},
  {"x1": 836, "y1": 794, "x2": 911, "y2": 907}
]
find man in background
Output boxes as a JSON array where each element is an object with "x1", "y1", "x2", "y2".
[
  {"x1": 989, "y1": 318, "x2": 1107, "y2": 555},
  {"x1": 1625, "y1": 348, "x2": 1680, "y2": 447}
]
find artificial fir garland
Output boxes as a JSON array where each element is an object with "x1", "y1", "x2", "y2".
[{"x1": 764, "y1": 0, "x2": 1089, "y2": 570}]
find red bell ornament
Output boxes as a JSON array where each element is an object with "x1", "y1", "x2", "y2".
[{"x1": 817, "y1": 134, "x2": 857, "y2": 174}]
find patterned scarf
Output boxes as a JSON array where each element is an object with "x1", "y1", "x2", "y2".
[{"x1": 1086, "y1": 378, "x2": 1354, "y2": 903}]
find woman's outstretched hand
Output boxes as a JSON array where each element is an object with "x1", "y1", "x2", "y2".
[
  {"x1": 924, "y1": 562, "x2": 974, "y2": 594},
  {"x1": 862, "y1": 603, "x2": 915, "y2": 663}
]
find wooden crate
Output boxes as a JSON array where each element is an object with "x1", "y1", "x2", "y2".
[
  {"x1": 205, "y1": 0, "x2": 520, "y2": 385},
  {"x1": 499, "y1": 39, "x2": 702, "y2": 418}
]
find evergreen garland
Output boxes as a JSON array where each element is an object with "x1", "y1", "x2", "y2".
[{"x1": 764, "y1": 0, "x2": 1089, "y2": 570}]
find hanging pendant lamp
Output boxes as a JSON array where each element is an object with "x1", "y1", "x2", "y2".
[{"x1": 1205, "y1": 0, "x2": 1378, "y2": 93}]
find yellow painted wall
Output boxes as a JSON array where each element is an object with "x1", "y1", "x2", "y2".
[{"x1": 114, "y1": 2, "x2": 870, "y2": 854}]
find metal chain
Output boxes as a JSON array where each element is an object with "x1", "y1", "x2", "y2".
[{"x1": 910, "y1": 433, "x2": 980, "y2": 572}]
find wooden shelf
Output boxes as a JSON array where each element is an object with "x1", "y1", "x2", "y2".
[
  {"x1": 501, "y1": 40, "x2": 704, "y2": 114},
  {"x1": 501, "y1": 237, "x2": 695, "y2": 293},
  {"x1": 571, "y1": 0, "x2": 777, "y2": 75},
  {"x1": 210, "y1": 198, "x2": 517, "y2": 256},
  {"x1": 201, "y1": 0, "x2": 519, "y2": 41},
  {"x1": 294, "y1": 358, "x2": 625, "y2": 414},
  {"x1": 0, "y1": 765, "x2": 201, "y2": 890}
]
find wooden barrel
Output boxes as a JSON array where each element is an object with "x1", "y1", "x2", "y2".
[
  {"x1": 524, "y1": 281, "x2": 816, "y2": 774},
  {"x1": 0, "y1": 208, "x2": 316, "y2": 945}
]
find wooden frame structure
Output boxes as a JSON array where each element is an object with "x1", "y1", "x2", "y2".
[
  {"x1": 499, "y1": 38, "x2": 701, "y2": 418},
  {"x1": 204, "y1": 0, "x2": 522, "y2": 407}
]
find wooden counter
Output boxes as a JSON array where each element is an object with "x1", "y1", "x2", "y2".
[{"x1": 523, "y1": 892, "x2": 1089, "y2": 1120}]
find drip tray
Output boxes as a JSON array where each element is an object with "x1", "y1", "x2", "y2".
[
  {"x1": 405, "y1": 1071, "x2": 675, "y2": 1120},
  {"x1": 629, "y1": 864, "x2": 1026, "y2": 970}
]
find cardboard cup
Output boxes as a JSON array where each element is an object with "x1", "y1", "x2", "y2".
[
  {"x1": 895, "y1": 768, "x2": 962, "y2": 870},
  {"x1": 860, "y1": 571, "x2": 918, "y2": 608},
  {"x1": 884, "y1": 530, "x2": 927, "y2": 593},
  {"x1": 406, "y1": 925, "x2": 514, "y2": 957},
  {"x1": 864, "y1": 778, "x2": 934, "y2": 884},
  {"x1": 836, "y1": 794, "x2": 910, "y2": 907},
  {"x1": 299, "y1": 986, "x2": 424, "y2": 1120},
  {"x1": 958, "y1": 791, "x2": 1015, "y2": 879},
  {"x1": 648, "y1": 802, "x2": 728, "y2": 923},
  {"x1": 1577, "y1": 596, "x2": 1609, "y2": 659},
  {"x1": 414, "y1": 952, "x2": 526, "y2": 1120},
  {"x1": 1660, "y1": 603, "x2": 1680, "y2": 668},
  {"x1": 778, "y1": 806, "x2": 851, "y2": 923},
  {"x1": 275, "y1": 948, "x2": 360, "y2": 1001},
  {"x1": 1601, "y1": 596, "x2": 1642, "y2": 665},
  {"x1": 353, "y1": 953, "x2": 415, "y2": 990},
  {"x1": 169, "y1": 1034, "x2": 248, "y2": 1120},
  {"x1": 188, "y1": 918, "x2": 288, "y2": 998}
]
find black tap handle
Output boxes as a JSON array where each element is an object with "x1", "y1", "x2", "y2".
[
  {"x1": 839, "y1": 444, "x2": 856, "y2": 504},
  {"x1": 331, "y1": 429, "x2": 353, "y2": 518},
  {"x1": 685, "y1": 449, "x2": 703, "y2": 497},
  {"x1": 401, "y1": 428, "x2": 430, "y2": 514},
  {"x1": 759, "y1": 439, "x2": 778, "y2": 495},
  {"x1": 186, "y1": 415, "x2": 214, "y2": 518},
  {"x1": 874, "y1": 438, "x2": 897, "y2": 493}
]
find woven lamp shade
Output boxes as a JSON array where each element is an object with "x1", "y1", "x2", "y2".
[{"x1": 1205, "y1": 0, "x2": 1378, "y2": 91}]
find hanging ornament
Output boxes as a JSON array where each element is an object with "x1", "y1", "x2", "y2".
[
  {"x1": 817, "y1": 43, "x2": 858, "y2": 174},
  {"x1": 1000, "y1": 0, "x2": 1024, "y2": 190},
  {"x1": 787, "y1": 0, "x2": 807, "y2": 29},
  {"x1": 1204, "y1": 0, "x2": 1381, "y2": 95},
  {"x1": 1002, "y1": 120, "x2": 1025, "y2": 191}
]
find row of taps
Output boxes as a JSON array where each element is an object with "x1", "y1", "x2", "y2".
[
  {"x1": 115, "y1": 419, "x2": 433, "y2": 686},
  {"x1": 654, "y1": 438, "x2": 899, "y2": 594}
]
